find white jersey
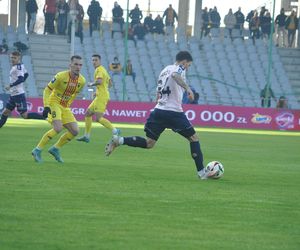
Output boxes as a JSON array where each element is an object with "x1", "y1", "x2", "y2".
[
  {"x1": 9, "y1": 63, "x2": 27, "y2": 96},
  {"x1": 155, "y1": 64, "x2": 186, "y2": 112}
]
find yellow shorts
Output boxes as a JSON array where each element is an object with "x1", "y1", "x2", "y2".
[
  {"x1": 87, "y1": 96, "x2": 109, "y2": 113},
  {"x1": 47, "y1": 102, "x2": 76, "y2": 125}
]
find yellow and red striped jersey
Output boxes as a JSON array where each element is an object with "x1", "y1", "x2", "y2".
[{"x1": 43, "y1": 70, "x2": 86, "y2": 107}]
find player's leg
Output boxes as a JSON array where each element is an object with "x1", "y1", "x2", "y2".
[
  {"x1": 105, "y1": 109, "x2": 163, "y2": 156},
  {"x1": 0, "y1": 108, "x2": 12, "y2": 128},
  {"x1": 172, "y1": 112, "x2": 206, "y2": 179},
  {"x1": 32, "y1": 105, "x2": 62, "y2": 162},
  {"x1": 77, "y1": 106, "x2": 94, "y2": 143},
  {"x1": 0, "y1": 95, "x2": 16, "y2": 128},
  {"x1": 95, "y1": 98, "x2": 120, "y2": 135},
  {"x1": 49, "y1": 109, "x2": 78, "y2": 162}
]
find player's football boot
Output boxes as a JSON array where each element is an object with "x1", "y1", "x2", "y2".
[
  {"x1": 113, "y1": 128, "x2": 121, "y2": 136},
  {"x1": 76, "y1": 136, "x2": 90, "y2": 143},
  {"x1": 48, "y1": 146, "x2": 64, "y2": 163},
  {"x1": 32, "y1": 148, "x2": 42, "y2": 163},
  {"x1": 105, "y1": 135, "x2": 120, "y2": 156},
  {"x1": 197, "y1": 168, "x2": 208, "y2": 180}
]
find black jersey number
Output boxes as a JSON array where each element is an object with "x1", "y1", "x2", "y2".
[{"x1": 157, "y1": 77, "x2": 171, "y2": 97}]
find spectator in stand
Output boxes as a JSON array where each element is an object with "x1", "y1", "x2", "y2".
[
  {"x1": 162, "y1": 4, "x2": 178, "y2": 27},
  {"x1": 87, "y1": 0, "x2": 102, "y2": 37},
  {"x1": 43, "y1": 0, "x2": 56, "y2": 34},
  {"x1": 275, "y1": 8, "x2": 287, "y2": 47},
  {"x1": 125, "y1": 59, "x2": 136, "y2": 82},
  {"x1": 234, "y1": 7, "x2": 245, "y2": 36},
  {"x1": 133, "y1": 23, "x2": 146, "y2": 40},
  {"x1": 260, "y1": 11, "x2": 272, "y2": 41},
  {"x1": 260, "y1": 84, "x2": 276, "y2": 108},
  {"x1": 0, "y1": 39, "x2": 9, "y2": 54},
  {"x1": 127, "y1": 26, "x2": 136, "y2": 46},
  {"x1": 200, "y1": 7, "x2": 210, "y2": 38},
  {"x1": 144, "y1": 13, "x2": 154, "y2": 33},
  {"x1": 246, "y1": 9, "x2": 254, "y2": 30},
  {"x1": 210, "y1": 6, "x2": 221, "y2": 28},
  {"x1": 26, "y1": 0, "x2": 38, "y2": 34},
  {"x1": 112, "y1": 1, "x2": 124, "y2": 31},
  {"x1": 249, "y1": 10, "x2": 260, "y2": 44},
  {"x1": 129, "y1": 4, "x2": 143, "y2": 28},
  {"x1": 67, "y1": 0, "x2": 84, "y2": 44},
  {"x1": 109, "y1": 57, "x2": 122, "y2": 77},
  {"x1": 153, "y1": 15, "x2": 165, "y2": 35},
  {"x1": 56, "y1": 0, "x2": 69, "y2": 35},
  {"x1": 276, "y1": 96, "x2": 288, "y2": 109},
  {"x1": 285, "y1": 10, "x2": 299, "y2": 48},
  {"x1": 224, "y1": 8, "x2": 236, "y2": 40}
]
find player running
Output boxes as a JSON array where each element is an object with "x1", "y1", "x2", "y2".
[
  {"x1": 31, "y1": 55, "x2": 86, "y2": 163},
  {"x1": 105, "y1": 51, "x2": 208, "y2": 179},
  {"x1": 0, "y1": 51, "x2": 44, "y2": 128},
  {"x1": 76, "y1": 54, "x2": 120, "y2": 143}
]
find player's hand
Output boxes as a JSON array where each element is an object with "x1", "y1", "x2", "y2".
[
  {"x1": 43, "y1": 107, "x2": 51, "y2": 118},
  {"x1": 187, "y1": 88, "x2": 194, "y2": 101}
]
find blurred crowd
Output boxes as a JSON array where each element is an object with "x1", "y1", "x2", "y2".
[{"x1": 25, "y1": 1, "x2": 299, "y2": 48}]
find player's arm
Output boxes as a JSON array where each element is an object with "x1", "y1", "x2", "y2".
[
  {"x1": 171, "y1": 72, "x2": 194, "y2": 101},
  {"x1": 9, "y1": 72, "x2": 29, "y2": 87},
  {"x1": 42, "y1": 73, "x2": 60, "y2": 117},
  {"x1": 88, "y1": 77, "x2": 102, "y2": 87}
]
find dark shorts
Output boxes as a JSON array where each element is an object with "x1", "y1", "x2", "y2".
[
  {"x1": 6, "y1": 93, "x2": 27, "y2": 114},
  {"x1": 144, "y1": 108, "x2": 195, "y2": 141}
]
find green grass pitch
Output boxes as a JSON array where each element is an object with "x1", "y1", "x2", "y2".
[{"x1": 0, "y1": 119, "x2": 299, "y2": 250}]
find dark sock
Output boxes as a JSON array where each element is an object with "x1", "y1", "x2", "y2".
[
  {"x1": 124, "y1": 136, "x2": 147, "y2": 148},
  {"x1": 27, "y1": 113, "x2": 45, "y2": 120},
  {"x1": 190, "y1": 141, "x2": 204, "y2": 171},
  {"x1": 0, "y1": 114, "x2": 8, "y2": 128}
]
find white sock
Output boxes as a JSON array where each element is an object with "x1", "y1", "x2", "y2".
[{"x1": 119, "y1": 137, "x2": 124, "y2": 145}]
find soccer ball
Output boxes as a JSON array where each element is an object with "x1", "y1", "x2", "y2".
[{"x1": 205, "y1": 161, "x2": 224, "y2": 179}]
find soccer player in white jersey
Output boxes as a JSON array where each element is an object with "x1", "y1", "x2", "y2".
[
  {"x1": 0, "y1": 51, "x2": 44, "y2": 128},
  {"x1": 105, "y1": 51, "x2": 208, "y2": 180}
]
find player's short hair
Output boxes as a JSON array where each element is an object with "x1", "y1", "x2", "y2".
[
  {"x1": 92, "y1": 54, "x2": 101, "y2": 59},
  {"x1": 11, "y1": 51, "x2": 21, "y2": 57},
  {"x1": 70, "y1": 55, "x2": 82, "y2": 61},
  {"x1": 176, "y1": 51, "x2": 193, "y2": 62}
]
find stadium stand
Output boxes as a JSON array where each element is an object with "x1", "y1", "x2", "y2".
[{"x1": 0, "y1": 22, "x2": 299, "y2": 109}]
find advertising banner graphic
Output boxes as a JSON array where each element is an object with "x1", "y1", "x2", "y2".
[{"x1": 11, "y1": 98, "x2": 300, "y2": 131}]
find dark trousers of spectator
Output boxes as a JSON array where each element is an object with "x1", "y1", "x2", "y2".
[
  {"x1": 251, "y1": 29, "x2": 259, "y2": 44},
  {"x1": 200, "y1": 24, "x2": 210, "y2": 38},
  {"x1": 261, "y1": 98, "x2": 271, "y2": 108},
  {"x1": 27, "y1": 13, "x2": 31, "y2": 32},
  {"x1": 57, "y1": 14, "x2": 67, "y2": 35},
  {"x1": 45, "y1": 13, "x2": 55, "y2": 34},
  {"x1": 89, "y1": 18, "x2": 99, "y2": 36},
  {"x1": 287, "y1": 29, "x2": 296, "y2": 47}
]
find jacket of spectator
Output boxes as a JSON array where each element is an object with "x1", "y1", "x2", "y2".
[
  {"x1": 234, "y1": 7, "x2": 245, "y2": 29},
  {"x1": 224, "y1": 9, "x2": 237, "y2": 29},
  {"x1": 210, "y1": 7, "x2": 221, "y2": 28},
  {"x1": 275, "y1": 8, "x2": 287, "y2": 27},
  {"x1": 26, "y1": 0, "x2": 38, "y2": 14},
  {"x1": 162, "y1": 4, "x2": 178, "y2": 27},
  {"x1": 129, "y1": 4, "x2": 143, "y2": 26}
]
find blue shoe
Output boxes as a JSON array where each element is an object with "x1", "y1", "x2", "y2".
[
  {"x1": 48, "y1": 146, "x2": 64, "y2": 163},
  {"x1": 32, "y1": 148, "x2": 42, "y2": 163},
  {"x1": 113, "y1": 128, "x2": 121, "y2": 136},
  {"x1": 76, "y1": 136, "x2": 90, "y2": 143}
]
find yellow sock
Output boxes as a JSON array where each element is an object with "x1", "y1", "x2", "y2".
[
  {"x1": 54, "y1": 131, "x2": 75, "y2": 148},
  {"x1": 37, "y1": 129, "x2": 58, "y2": 149},
  {"x1": 85, "y1": 116, "x2": 93, "y2": 136},
  {"x1": 98, "y1": 117, "x2": 114, "y2": 131}
]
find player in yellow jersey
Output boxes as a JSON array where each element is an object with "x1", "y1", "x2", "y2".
[
  {"x1": 77, "y1": 54, "x2": 120, "y2": 143},
  {"x1": 31, "y1": 55, "x2": 86, "y2": 163}
]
